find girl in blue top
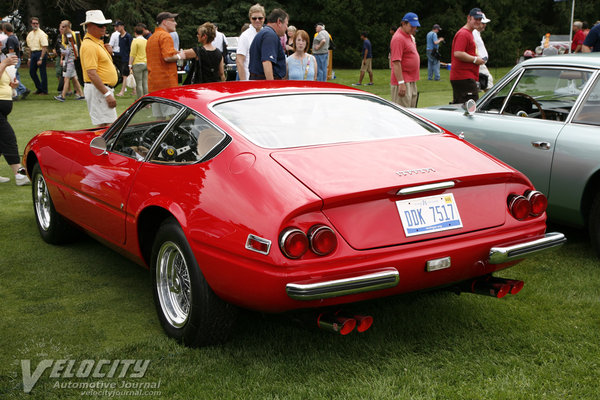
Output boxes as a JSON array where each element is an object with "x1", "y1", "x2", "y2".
[{"x1": 286, "y1": 30, "x2": 317, "y2": 80}]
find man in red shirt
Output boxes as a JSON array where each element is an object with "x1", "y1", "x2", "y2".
[
  {"x1": 390, "y1": 12, "x2": 420, "y2": 108},
  {"x1": 450, "y1": 8, "x2": 486, "y2": 104},
  {"x1": 571, "y1": 21, "x2": 586, "y2": 53}
]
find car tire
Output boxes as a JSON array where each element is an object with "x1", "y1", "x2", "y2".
[
  {"x1": 589, "y1": 192, "x2": 600, "y2": 257},
  {"x1": 31, "y1": 163, "x2": 75, "y2": 244},
  {"x1": 151, "y1": 217, "x2": 237, "y2": 347}
]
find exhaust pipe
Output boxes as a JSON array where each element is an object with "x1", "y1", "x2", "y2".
[
  {"x1": 462, "y1": 276, "x2": 524, "y2": 298},
  {"x1": 316, "y1": 312, "x2": 374, "y2": 335},
  {"x1": 353, "y1": 314, "x2": 374, "y2": 333},
  {"x1": 488, "y1": 277, "x2": 524, "y2": 294},
  {"x1": 317, "y1": 313, "x2": 356, "y2": 335}
]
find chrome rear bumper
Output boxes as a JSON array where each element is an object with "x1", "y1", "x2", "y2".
[
  {"x1": 286, "y1": 269, "x2": 400, "y2": 301},
  {"x1": 488, "y1": 232, "x2": 566, "y2": 264}
]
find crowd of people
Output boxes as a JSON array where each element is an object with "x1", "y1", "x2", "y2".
[{"x1": 2, "y1": 5, "x2": 600, "y2": 185}]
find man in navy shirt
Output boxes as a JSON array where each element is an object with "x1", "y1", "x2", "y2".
[
  {"x1": 582, "y1": 23, "x2": 600, "y2": 53},
  {"x1": 352, "y1": 32, "x2": 373, "y2": 86},
  {"x1": 248, "y1": 8, "x2": 288, "y2": 80}
]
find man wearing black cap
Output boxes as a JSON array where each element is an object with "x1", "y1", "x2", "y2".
[
  {"x1": 426, "y1": 24, "x2": 444, "y2": 81},
  {"x1": 146, "y1": 12, "x2": 185, "y2": 93},
  {"x1": 450, "y1": 8, "x2": 486, "y2": 104}
]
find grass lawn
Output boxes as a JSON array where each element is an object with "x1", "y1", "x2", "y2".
[{"x1": 1, "y1": 66, "x2": 599, "y2": 399}]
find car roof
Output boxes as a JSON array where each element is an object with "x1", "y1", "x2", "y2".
[
  {"x1": 147, "y1": 81, "x2": 366, "y2": 110},
  {"x1": 521, "y1": 52, "x2": 600, "y2": 69}
]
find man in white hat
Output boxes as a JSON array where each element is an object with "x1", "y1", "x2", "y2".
[
  {"x1": 473, "y1": 13, "x2": 493, "y2": 92},
  {"x1": 79, "y1": 10, "x2": 118, "y2": 126}
]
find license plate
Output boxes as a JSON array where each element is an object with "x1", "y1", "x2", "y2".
[{"x1": 396, "y1": 193, "x2": 463, "y2": 237}]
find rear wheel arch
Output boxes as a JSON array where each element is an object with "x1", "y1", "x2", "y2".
[
  {"x1": 137, "y1": 206, "x2": 177, "y2": 267},
  {"x1": 25, "y1": 150, "x2": 39, "y2": 178}
]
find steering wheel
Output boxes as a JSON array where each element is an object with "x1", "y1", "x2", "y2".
[
  {"x1": 507, "y1": 92, "x2": 546, "y2": 119},
  {"x1": 169, "y1": 127, "x2": 199, "y2": 161},
  {"x1": 139, "y1": 122, "x2": 168, "y2": 149}
]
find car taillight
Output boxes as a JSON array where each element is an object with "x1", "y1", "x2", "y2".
[
  {"x1": 308, "y1": 225, "x2": 338, "y2": 256},
  {"x1": 508, "y1": 195, "x2": 531, "y2": 220},
  {"x1": 279, "y1": 228, "x2": 308, "y2": 259},
  {"x1": 526, "y1": 190, "x2": 547, "y2": 216}
]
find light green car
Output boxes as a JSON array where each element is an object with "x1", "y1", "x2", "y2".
[{"x1": 414, "y1": 53, "x2": 600, "y2": 254}]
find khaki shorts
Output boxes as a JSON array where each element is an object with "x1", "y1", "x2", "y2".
[
  {"x1": 390, "y1": 81, "x2": 418, "y2": 108},
  {"x1": 360, "y1": 58, "x2": 372, "y2": 73},
  {"x1": 84, "y1": 83, "x2": 118, "y2": 126}
]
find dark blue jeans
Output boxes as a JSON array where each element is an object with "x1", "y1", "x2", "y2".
[{"x1": 29, "y1": 50, "x2": 48, "y2": 93}]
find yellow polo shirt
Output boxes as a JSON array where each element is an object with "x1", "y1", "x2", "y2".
[
  {"x1": 80, "y1": 33, "x2": 118, "y2": 87},
  {"x1": 130, "y1": 36, "x2": 147, "y2": 65},
  {"x1": 0, "y1": 71, "x2": 13, "y2": 101},
  {"x1": 26, "y1": 29, "x2": 49, "y2": 51}
]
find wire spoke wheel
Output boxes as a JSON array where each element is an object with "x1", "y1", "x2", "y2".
[
  {"x1": 156, "y1": 241, "x2": 192, "y2": 328},
  {"x1": 33, "y1": 173, "x2": 51, "y2": 231}
]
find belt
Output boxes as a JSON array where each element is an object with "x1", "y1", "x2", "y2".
[
  {"x1": 84, "y1": 83, "x2": 115, "y2": 89},
  {"x1": 31, "y1": 50, "x2": 42, "y2": 53}
]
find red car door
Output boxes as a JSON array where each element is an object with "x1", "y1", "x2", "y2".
[{"x1": 65, "y1": 149, "x2": 141, "y2": 245}]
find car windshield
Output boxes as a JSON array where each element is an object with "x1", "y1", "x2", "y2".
[
  {"x1": 213, "y1": 93, "x2": 439, "y2": 148},
  {"x1": 226, "y1": 37, "x2": 238, "y2": 47}
]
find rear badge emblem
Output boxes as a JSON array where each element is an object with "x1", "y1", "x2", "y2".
[{"x1": 396, "y1": 168, "x2": 436, "y2": 177}]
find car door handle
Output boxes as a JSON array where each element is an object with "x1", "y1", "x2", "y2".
[{"x1": 531, "y1": 141, "x2": 551, "y2": 150}]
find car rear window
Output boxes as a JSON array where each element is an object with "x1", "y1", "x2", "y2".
[{"x1": 213, "y1": 93, "x2": 439, "y2": 148}]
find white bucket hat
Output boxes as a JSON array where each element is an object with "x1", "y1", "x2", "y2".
[{"x1": 81, "y1": 10, "x2": 112, "y2": 26}]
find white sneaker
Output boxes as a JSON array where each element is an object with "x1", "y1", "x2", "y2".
[
  {"x1": 0, "y1": 176, "x2": 10, "y2": 183},
  {"x1": 15, "y1": 169, "x2": 30, "y2": 186}
]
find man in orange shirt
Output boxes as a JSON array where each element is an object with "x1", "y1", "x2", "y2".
[{"x1": 146, "y1": 12, "x2": 185, "y2": 93}]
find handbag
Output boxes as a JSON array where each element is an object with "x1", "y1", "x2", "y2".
[
  {"x1": 183, "y1": 48, "x2": 202, "y2": 85},
  {"x1": 433, "y1": 49, "x2": 442, "y2": 60},
  {"x1": 126, "y1": 74, "x2": 136, "y2": 88}
]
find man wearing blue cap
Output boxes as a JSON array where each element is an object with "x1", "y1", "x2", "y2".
[
  {"x1": 450, "y1": 8, "x2": 486, "y2": 104},
  {"x1": 390, "y1": 12, "x2": 420, "y2": 107}
]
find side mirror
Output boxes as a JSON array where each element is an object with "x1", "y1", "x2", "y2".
[
  {"x1": 90, "y1": 136, "x2": 107, "y2": 156},
  {"x1": 463, "y1": 99, "x2": 477, "y2": 116}
]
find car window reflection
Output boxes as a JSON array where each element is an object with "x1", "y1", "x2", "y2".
[
  {"x1": 480, "y1": 68, "x2": 592, "y2": 121},
  {"x1": 573, "y1": 76, "x2": 600, "y2": 126},
  {"x1": 108, "y1": 101, "x2": 181, "y2": 160},
  {"x1": 149, "y1": 113, "x2": 226, "y2": 164}
]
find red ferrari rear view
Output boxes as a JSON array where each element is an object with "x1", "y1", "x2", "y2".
[{"x1": 23, "y1": 81, "x2": 565, "y2": 346}]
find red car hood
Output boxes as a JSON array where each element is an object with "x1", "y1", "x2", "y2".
[{"x1": 271, "y1": 134, "x2": 519, "y2": 250}]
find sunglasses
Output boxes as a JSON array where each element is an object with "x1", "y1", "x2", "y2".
[
  {"x1": 251, "y1": 17, "x2": 264, "y2": 21},
  {"x1": 31, "y1": 22, "x2": 39, "y2": 25}
]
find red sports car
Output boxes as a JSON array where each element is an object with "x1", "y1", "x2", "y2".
[{"x1": 23, "y1": 81, "x2": 565, "y2": 346}]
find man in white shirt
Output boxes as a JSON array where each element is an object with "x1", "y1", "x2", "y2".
[
  {"x1": 236, "y1": 3, "x2": 265, "y2": 80},
  {"x1": 212, "y1": 25, "x2": 226, "y2": 53},
  {"x1": 473, "y1": 13, "x2": 493, "y2": 91},
  {"x1": 108, "y1": 25, "x2": 120, "y2": 54}
]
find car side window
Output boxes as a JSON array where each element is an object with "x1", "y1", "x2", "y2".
[
  {"x1": 479, "y1": 75, "x2": 519, "y2": 114},
  {"x1": 499, "y1": 69, "x2": 590, "y2": 121},
  {"x1": 107, "y1": 101, "x2": 181, "y2": 160},
  {"x1": 572, "y1": 77, "x2": 600, "y2": 126},
  {"x1": 149, "y1": 112, "x2": 226, "y2": 164}
]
